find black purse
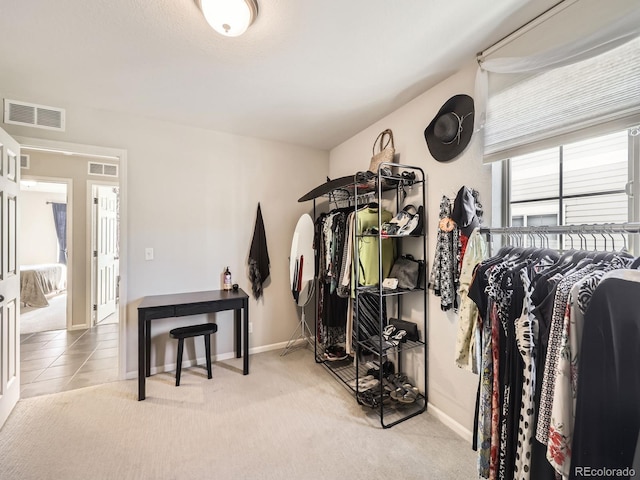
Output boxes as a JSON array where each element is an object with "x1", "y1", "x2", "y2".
[
  {"x1": 388, "y1": 254, "x2": 423, "y2": 290},
  {"x1": 390, "y1": 318, "x2": 419, "y2": 342}
]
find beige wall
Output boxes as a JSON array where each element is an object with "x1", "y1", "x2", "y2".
[
  {"x1": 1, "y1": 101, "x2": 329, "y2": 377},
  {"x1": 19, "y1": 189, "x2": 66, "y2": 265},
  {"x1": 329, "y1": 59, "x2": 491, "y2": 436}
]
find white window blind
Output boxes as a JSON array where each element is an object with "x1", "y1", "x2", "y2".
[{"x1": 484, "y1": 35, "x2": 640, "y2": 162}]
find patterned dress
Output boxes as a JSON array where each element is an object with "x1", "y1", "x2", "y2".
[{"x1": 429, "y1": 196, "x2": 460, "y2": 311}]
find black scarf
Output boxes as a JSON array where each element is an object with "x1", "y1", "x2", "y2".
[{"x1": 248, "y1": 203, "x2": 270, "y2": 299}]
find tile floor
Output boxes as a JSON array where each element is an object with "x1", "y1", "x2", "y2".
[{"x1": 20, "y1": 323, "x2": 119, "y2": 399}]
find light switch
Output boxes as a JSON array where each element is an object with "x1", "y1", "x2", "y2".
[{"x1": 145, "y1": 248, "x2": 154, "y2": 261}]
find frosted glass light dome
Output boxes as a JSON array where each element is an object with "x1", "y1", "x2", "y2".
[{"x1": 198, "y1": 0, "x2": 258, "y2": 37}]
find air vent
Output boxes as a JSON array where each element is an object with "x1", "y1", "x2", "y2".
[
  {"x1": 20, "y1": 154, "x2": 30, "y2": 169},
  {"x1": 3, "y1": 99, "x2": 65, "y2": 131},
  {"x1": 88, "y1": 162, "x2": 118, "y2": 177}
]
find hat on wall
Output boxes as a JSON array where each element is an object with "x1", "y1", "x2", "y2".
[
  {"x1": 451, "y1": 185, "x2": 481, "y2": 237},
  {"x1": 424, "y1": 94, "x2": 475, "y2": 162}
]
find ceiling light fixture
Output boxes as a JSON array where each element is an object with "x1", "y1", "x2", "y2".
[{"x1": 197, "y1": 0, "x2": 258, "y2": 37}]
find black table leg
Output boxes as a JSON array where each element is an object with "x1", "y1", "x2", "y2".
[
  {"x1": 145, "y1": 320, "x2": 152, "y2": 377},
  {"x1": 138, "y1": 312, "x2": 145, "y2": 401},
  {"x1": 234, "y1": 308, "x2": 241, "y2": 359},
  {"x1": 243, "y1": 300, "x2": 249, "y2": 375}
]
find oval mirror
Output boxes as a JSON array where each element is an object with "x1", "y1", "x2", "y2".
[{"x1": 290, "y1": 213, "x2": 315, "y2": 306}]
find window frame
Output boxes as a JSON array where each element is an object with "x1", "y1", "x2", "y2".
[{"x1": 498, "y1": 126, "x2": 640, "y2": 253}]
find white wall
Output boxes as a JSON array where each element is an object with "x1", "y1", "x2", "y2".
[
  {"x1": 19, "y1": 190, "x2": 65, "y2": 265},
  {"x1": 329, "y1": 59, "x2": 492, "y2": 435},
  {"x1": 0, "y1": 99, "x2": 329, "y2": 376}
]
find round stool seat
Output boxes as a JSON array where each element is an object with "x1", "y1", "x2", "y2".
[
  {"x1": 170, "y1": 323, "x2": 218, "y2": 387},
  {"x1": 170, "y1": 323, "x2": 218, "y2": 339}
]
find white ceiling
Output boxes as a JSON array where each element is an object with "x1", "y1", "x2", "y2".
[{"x1": 0, "y1": 0, "x2": 559, "y2": 150}]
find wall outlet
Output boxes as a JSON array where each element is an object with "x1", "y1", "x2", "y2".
[
  {"x1": 145, "y1": 247, "x2": 154, "y2": 261},
  {"x1": 249, "y1": 322, "x2": 253, "y2": 334}
]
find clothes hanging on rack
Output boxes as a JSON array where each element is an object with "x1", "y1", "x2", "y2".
[
  {"x1": 465, "y1": 240, "x2": 637, "y2": 480},
  {"x1": 569, "y1": 269, "x2": 640, "y2": 479},
  {"x1": 455, "y1": 227, "x2": 488, "y2": 372},
  {"x1": 314, "y1": 204, "x2": 395, "y2": 351}
]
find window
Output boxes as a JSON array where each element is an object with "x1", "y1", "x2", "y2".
[{"x1": 506, "y1": 128, "x2": 637, "y2": 251}]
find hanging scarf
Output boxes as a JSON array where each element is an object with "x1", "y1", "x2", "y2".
[
  {"x1": 428, "y1": 196, "x2": 460, "y2": 311},
  {"x1": 248, "y1": 203, "x2": 270, "y2": 299}
]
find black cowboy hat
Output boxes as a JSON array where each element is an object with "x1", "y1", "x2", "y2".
[{"x1": 424, "y1": 94, "x2": 475, "y2": 162}]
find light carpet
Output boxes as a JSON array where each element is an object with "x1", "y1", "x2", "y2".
[{"x1": 0, "y1": 348, "x2": 477, "y2": 480}]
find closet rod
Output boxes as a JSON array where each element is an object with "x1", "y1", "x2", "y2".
[{"x1": 479, "y1": 222, "x2": 640, "y2": 236}]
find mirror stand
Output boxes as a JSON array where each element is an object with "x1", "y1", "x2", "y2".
[{"x1": 280, "y1": 293, "x2": 315, "y2": 356}]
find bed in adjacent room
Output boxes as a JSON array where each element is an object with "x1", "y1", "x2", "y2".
[{"x1": 20, "y1": 263, "x2": 67, "y2": 308}]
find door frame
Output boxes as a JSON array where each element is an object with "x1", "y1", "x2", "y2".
[
  {"x1": 14, "y1": 136, "x2": 127, "y2": 380},
  {"x1": 19, "y1": 174, "x2": 73, "y2": 330}
]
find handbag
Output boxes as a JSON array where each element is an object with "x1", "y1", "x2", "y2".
[
  {"x1": 388, "y1": 254, "x2": 423, "y2": 290},
  {"x1": 390, "y1": 318, "x2": 419, "y2": 342},
  {"x1": 368, "y1": 129, "x2": 395, "y2": 174}
]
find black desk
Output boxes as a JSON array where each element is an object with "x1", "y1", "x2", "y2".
[{"x1": 137, "y1": 288, "x2": 250, "y2": 401}]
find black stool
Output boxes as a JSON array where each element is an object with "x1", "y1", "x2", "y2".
[{"x1": 169, "y1": 323, "x2": 218, "y2": 386}]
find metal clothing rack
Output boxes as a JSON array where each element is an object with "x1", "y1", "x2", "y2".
[{"x1": 479, "y1": 222, "x2": 640, "y2": 256}]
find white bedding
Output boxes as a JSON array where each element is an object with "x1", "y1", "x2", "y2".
[{"x1": 20, "y1": 263, "x2": 67, "y2": 308}]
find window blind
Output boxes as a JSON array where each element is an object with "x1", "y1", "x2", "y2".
[{"x1": 483, "y1": 35, "x2": 640, "y2": 163}]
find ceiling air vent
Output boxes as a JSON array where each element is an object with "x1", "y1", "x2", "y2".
[
  {"x1": 88, "y1": 162, "x2": 118, "y2": 177},
  {"x1": 3, "y1": 99, "x2": 65, "y2": 131},
  {"x1": 20, "y1": 154, "x2": 30, "y2": 169}
]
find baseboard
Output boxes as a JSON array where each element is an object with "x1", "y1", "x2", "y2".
[
  {"x1": 125, "y1": 337, "x2": 309, "y2": 380},
  {"x1": 427, "y1": 402, "x2": 473, "y2": 443}
]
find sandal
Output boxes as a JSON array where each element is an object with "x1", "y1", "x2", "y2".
[
  {"x1": 381, "y1": 206, "x2": 417, "y2": 236},
  {"x1": 386, "y1": 373, "x2": 408, "y2": 387},
  {"x1": 388, "y1": 329, "x2": 407, "y2": 346},
  {"x1": 382, "y1": 324, "x2": 397, "y2": 340},
  {"x1": 357, "y1": 385, "x2": 391, "y2": 408},
  {"x1": 398, "y1": 385, "x2": 420, "y2": 404},
  {"x1": 390, "y1": 383, "x2": 420, "y2": 404},
  {"x1": 398, "y1": 205, "x2": 423, "y2": 236}
]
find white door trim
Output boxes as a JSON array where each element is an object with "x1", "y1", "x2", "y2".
[{"x1": 13, "y1": 136, "x2": 128, "y2": 381}]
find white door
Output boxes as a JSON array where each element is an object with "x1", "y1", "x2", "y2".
[
  {"x1": 0, "y1": 127, "x2": 21, "y2": 428},
  {"x1": 95, "y1": 186, "x2": 118, "y2": 323}
]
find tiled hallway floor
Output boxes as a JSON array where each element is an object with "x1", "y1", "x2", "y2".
[{"x1": 20, "y1": 323, "x2": 119, "y2": 399}]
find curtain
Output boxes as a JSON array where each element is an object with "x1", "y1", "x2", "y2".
[
  {"x1": 475, "y1": 7, "x2": 640, "y2": 162},
  {"x1": 51, "y1": 202, "x2": 67, "y2": 264}
]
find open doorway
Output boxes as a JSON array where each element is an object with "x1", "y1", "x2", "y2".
[
  {"x1": 19, "y1": 178, "x2": 70, "y2": 335},
  {"x1": 18, "y1": 147, "x2": 123, "y2": 398}
]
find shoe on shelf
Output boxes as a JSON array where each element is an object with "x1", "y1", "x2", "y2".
[
  {"x1": 390, "y1": 382, "x2": 420, "y2": 404},
  {"x1": 388, "y1": 329, "x2": 407, "y2": 346},
  {"x1": 382, "y1": 360, "x2": 395, "y2": 377},
  {"x1": 397, "y1": 205, "x2": 423, "y2": 236},
  {"x1": 382, "y1": 324, "x2": 397, "y2": 340},
  {"x1": 348, "y1": 375, "x2": 380, "y2": 392},
  {"x1": 381, "y1": 206, "x2": 416, "y2": 235},
  {"x1": 324, "y1": 344, "x2": 349, "y2": 361},
  {"x1": 357, "y1": 385, "x2": 391, "y2": 408}
]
